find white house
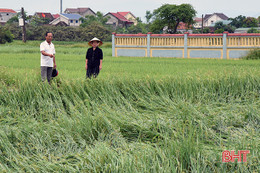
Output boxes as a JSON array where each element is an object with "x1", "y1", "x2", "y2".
[
  {"x1": 203, "y1": 13, "x2": 229, "y2": 27},
  {"x1": 50, "y1": 13, "x2": 82, "y2": 26},
  {"x1": 194, "y1": 13, "x2": 229, "y2": 29},
  {"x1": 0, "y1": 8, "x2": 17, "y2": 24}
]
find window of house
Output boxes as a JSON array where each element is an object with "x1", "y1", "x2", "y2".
[
  {"x1": 70, "y1": 20, "x2": 73, "y2": 23},
  {"x1": 211, "y1": 20, "x2": 214, "y2": 24},
  {"x1": 7, "y1": 13, "x2": 9, "y2": 16},
  {"x1": 76, "y1": 20, "x2": 78, "y2": 23}
]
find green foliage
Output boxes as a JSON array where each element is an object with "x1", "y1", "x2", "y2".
[
  {"x1": 214, "y1": 28, "x2": 224, "y2": 33},
  {"x1": 243, "y1": 17, "x2": 258, "y2": 27},
  {"x1": 247, "y1": 28, "x2": 260, "y2": 33},
  {"x1": 214, "y1": 22, "x2": 235, "y2": 33},
  {"x1": 150, "y1": 4, "x2": 196, "y2": 34},
  {"x1": 80, "y1": 11, "x2": 110, "y2": 27},
  {"x1": 229, "y1": 15, "x2": 258, "y2": 28},
  {"x1": 241, "y1": 49, "x2": 260, "y2": 60},
  {"x1": 4, "y1": 23, "x2": 112, "y2": 42},
  {"x1": 30, "y1": 16, "x2": 51, "y2": 26},
  {"x1": 0, "y1": 27, "x2": 14, "y2": 44},
  {"x1": 229, "y1": 15, "x2": 247, "y2": 28}
]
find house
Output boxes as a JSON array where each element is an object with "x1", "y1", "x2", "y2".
[
  {"x1": 50, "y1": 13, "x2": 82, "y2": 26},
  {"x1": 176, "y1": 22, "x2": 192, "y2": 33},
  {"x1": 34, "y1": 12, "x2": 54, "y2": 21},
  {"x1": 64, "y1": 8, "x2": 96, "y2": 17},
  {"x1": 193, "y1": 13, "x2": 229, "y2": 29},
  {"x1": 193, "y1": 17, "x2": 202, "y2": 29},
  {"x1": 52, "y1": 14, "x2": 60, "y2": 19},
  {"x1": 203, "y1": 13, "x2": 229, "y2": 27},
  {"x1": 0, "y1": 8, "x2": 17, "y2": 24},
  {"x1": 117, "y1": 12, "x2": 138, "y2": 25},
  {"x1": 104, "y1": 12, "x2": 134, "y2": 28}
]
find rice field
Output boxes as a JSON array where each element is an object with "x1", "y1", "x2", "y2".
[{"x1": 0, "y1": 41, "x2": 259, "y2": 172}]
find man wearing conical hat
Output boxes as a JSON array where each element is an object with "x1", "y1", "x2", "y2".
[{"x1": 85, "y1": 37, "x2": 103, "y2": 78}]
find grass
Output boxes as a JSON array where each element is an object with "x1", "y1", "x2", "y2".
[{"x1": 0, "y1": 40, "x2": 260, "y2": 172}]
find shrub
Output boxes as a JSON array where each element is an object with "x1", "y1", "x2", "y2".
[
  {"x1": 0, "y1": 27, "x2": 14, "y2": 44},
  {"x1": 241, "y1": 49, "x2": 260, "y2": 60}
]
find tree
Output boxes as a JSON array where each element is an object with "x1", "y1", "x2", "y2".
[
  {"x1": 145, "y1": 10, "x2": 153, "y2": 23},
  {"x1": 80, "y1": 11, "x2": 110, "y2": 27},
  {"x1": 243, "y1": 17, "x2": 258, "y2": 27},
  {"x1": 247, "y1": 28, "x2": 260, "y2": 33},
  {"x1": 0, "y1": 27, "x2": 14, "y2": 44},
  {"x1": 30, "y1": 16, "x2": 51, "y2": 26},
  {"x1": 229, "y1": 15, "x2": 246, "y2": 28},
  {"x1": 150, "y1": 4, "x2": 196, "y2": 34},
  {"x1": 214, "y1": 21, "x2": 235, "y2": 33}
]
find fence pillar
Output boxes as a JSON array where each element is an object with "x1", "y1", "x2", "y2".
[
  {"x1": 223, "y1": 32, "x2": 228, "y2": 59},
  {"x1": 112, "y1": 32, "x2": 116, "y2": 57},
  {"x1": 147, "y1": 32, "x2": 152, "y2": 57},
  {"x1": 184, "y1": 32, "x2": 188, "y2": 58}
]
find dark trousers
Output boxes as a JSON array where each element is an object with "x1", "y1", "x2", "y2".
[
  {"x1": 86, "y1": 66, "x2": 100, "y2": 79},
  {"x1": 41, "y1": 66, "x2": 53, "y2": 83}
]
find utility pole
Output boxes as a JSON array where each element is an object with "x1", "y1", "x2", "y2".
[
  {"x1": 21, "y1": 7, "x2": 26, "y2": 43},
  {"x1": 60, "y1": 0, "x2": 62, "y2": 14},
  {"x1": 201, "y1": 14, "x2": 204, "y2": 34}
]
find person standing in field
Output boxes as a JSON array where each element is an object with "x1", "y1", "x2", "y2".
[
  {"x1": 85, "y1": 38, "x2": 103, "y2": 78},
  {"x1": 40, "y1": 32, "x2": 56, "y2": 83}
]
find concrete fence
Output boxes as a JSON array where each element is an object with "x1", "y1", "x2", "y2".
[{"x1": 112, "y1": 32, "x2": 260, "y2": 59}]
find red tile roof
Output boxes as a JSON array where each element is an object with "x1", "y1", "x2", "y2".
[
  {"x1": 110, "y1": 12, "x2": 129, "y2": 22},
  {"x1": 117, "y1": 12, "x2": 130, "y2": 17},
  {"x1": 52, "y1": 14, "x2": 60, "y2": 19},
  {"x1": 35, "y1": 13, "x2": 54, "y2": 19},
  {"x1": 0, "y1": 8, "x2": 16, "y2": 13}
]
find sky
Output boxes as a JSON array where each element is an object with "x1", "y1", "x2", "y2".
[{"x1": 1, "y1": 0, "x2": 260, "y2": 21}]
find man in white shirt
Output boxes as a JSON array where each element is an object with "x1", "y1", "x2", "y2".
[{"x1": 40, "y1": 32, "x2": 56, "y2": 83}]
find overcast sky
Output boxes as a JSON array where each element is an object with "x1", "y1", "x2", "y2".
[{"x1": 1, "y1": 0, "x2": 260, "y2": 21}]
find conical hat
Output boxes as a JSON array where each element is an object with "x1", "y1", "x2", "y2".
[{"x1": 88, "y1": 37, "x2": 103, "y2": 47}]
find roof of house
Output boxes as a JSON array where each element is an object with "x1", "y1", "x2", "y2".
[
  {"x1": 65, "y1": 8, "x2": 96, "y2": 15},
  {"x1": 0, "y1": 8, "x2": 17, "y2": 13},
  {"x1": 52, "y1": 14, "x2": 60, "y2": 19},
  {"x1": 177, "y1": 22, "x2": 192, "y2": 30},
  {"x1": 204, "y1": 13, "x2": 229, "y2": 21},
  {"x1": 106, "y1": 12, "x2": 134, "y2": 23},
  {"x1": 61, "y1": 13, "x2": 82, "y2": 20},
  {"x1": 194, "y1": 17, "x2": 202, "y2": 22},
  {"x1": 35, "y1": 12, "x2": 53, "y2": 19}
]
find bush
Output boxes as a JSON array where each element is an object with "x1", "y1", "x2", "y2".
[
  {"x1": 241, "y1": 49, "x2": 260, "y2": 60},
  {"x1": 0, "y1": 27, "x2": 14, "y2": 44}
]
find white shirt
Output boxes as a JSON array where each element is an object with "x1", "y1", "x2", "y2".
[{"x1": 40, "y1": 40, "x2": 56, "y2": 67}]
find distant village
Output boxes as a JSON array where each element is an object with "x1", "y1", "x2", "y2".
[{"x1": 0, "y1": 7, "x2": 260, "y2": 33}]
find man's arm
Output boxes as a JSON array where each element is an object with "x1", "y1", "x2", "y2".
[
  {"x1": 41, "y1": 51, "x2": 53, "y2": 58},
  {"x1": 85, "y1": 59, "x2": 88, "y2": 70},
  {"x1": 53, "y1": 55, "x2": 56, "y2": 68},
  {"x1": 99, "y1": 60, "x2": 102, "y2": 70}
]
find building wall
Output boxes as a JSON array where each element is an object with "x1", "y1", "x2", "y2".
[
  {"x1": 0, "y1": 12, "x2": 16, "y2": 23},
  {"x1": 50, "y1": 15, "x2": 81, "y2": 26},
  {"x1": 124, "y1": 13, "x2": 137, "y2": 25},
  {"x1": 204, "y1": 14, "x2": 223, "y2": 27},
  {"x1": 82, "y1": 10, "x2": 96, "y2": 17},
  {"x1": 106, "y1": 14, "x2": 119, "y2": 28}
]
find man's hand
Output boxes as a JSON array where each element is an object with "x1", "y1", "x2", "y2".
[
  {"x1": 99, "y1": 65, "x2": 102, "y2": 70},
  {"x1": 85, "y1": 65, "x2": 88, "y2": 70},
  {"x1": 49, "y1": 54, "x2": 54, "y2": 58},
  {"x1": 54, "y1": 63, "x2": 57, "y2": 69}
]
